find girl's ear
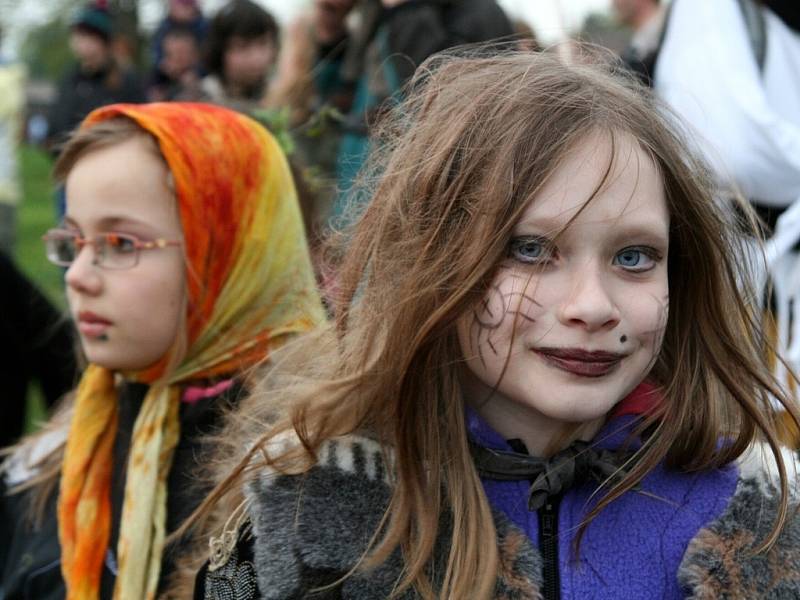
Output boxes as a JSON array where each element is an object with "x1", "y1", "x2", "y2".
[{"x1": 165, "y1": 172, "x2": 176, "y2": 194}]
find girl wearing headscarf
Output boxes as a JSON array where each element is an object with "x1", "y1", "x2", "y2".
[{"x1": 0, "y1": 102, "x2": 324, "y2": 599}]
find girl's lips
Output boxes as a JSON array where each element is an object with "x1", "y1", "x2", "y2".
[
  {"x1": 533, "y1": 348, "x2": 625, "y2": 378},
  {"x1": 77, "y1": 311, "x2": 112, "y2": 339},
  {"x1": 77, "y1": 321, "x2": 110, "y2": 338}
]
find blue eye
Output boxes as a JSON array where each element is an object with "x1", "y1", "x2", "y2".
[
  {"x1": 509, "y1": 236, "x2": 551, "y2": 264},
  {"x1": 614, "y1": 247, "x2": 657, "y2": 271}
]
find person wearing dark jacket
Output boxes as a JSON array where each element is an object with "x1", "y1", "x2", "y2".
[
  {"x1": 47, "y1": 1, "x2": 145, "y2": 154},
  {"x1": 151, "y1": 0, "x2": 208, "y2": 76},
  {"x1": 0, "y1": 381, "x2": 243, "y2": 599},
  {"x1": 0, "y1": 252, "x2": 77, "y2": 448},
  {"x1": 270, "y1": 0, "x2": 513, "y2": 227}
]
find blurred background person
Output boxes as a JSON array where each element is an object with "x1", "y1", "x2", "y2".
[
  {"x1": 614, "y1": 0, "x2": 667, "y2": 85},
  {"x1": 267, "y1": 0, "x2": 513, "y2": 240},
  {"x1": 151, "y1": 0, "x2": 208, "y2": 74},
  {"x1": 200, "y1": 0, "x2": 279, "y2": 113},
  {"x1": 148, "y1": 25, "x2": 202, "y2": 101},
  {"x1": 47, "y1": 0, "x2": 145, "y2": 155},
  {"x1": 655, "y1": 0, "x2": 800, "y2": 443},
  {"x1": 0, "y1": 26, "x2": 25, "y2": 255},
  {"x1": 656, "y1": 0, "x2": 800, "y2": 233}
]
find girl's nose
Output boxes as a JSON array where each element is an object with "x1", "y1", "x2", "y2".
[
  {"x1": 557, "y1": 264, "x2": 621, "y2": 332},
  {"x1": 65, "y1": 244, "x2": 103, "y2": 295}
]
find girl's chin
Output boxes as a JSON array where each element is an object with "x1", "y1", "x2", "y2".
[{"x1": 83, "y1": 351, "x2": 159, "y2": 372}]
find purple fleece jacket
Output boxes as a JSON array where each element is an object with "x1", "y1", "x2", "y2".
[{"x1": 467, "y1": 409, "x2": 740, "y2": 599}]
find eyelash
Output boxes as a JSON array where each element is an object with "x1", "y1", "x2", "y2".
[
  {"x1": 508, "y1": 236, "x2": 553, "y2": 264},
  {"x1": 508, "y1": 236, "x2": 663, "y2": 273}
]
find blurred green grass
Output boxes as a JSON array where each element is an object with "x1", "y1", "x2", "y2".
[
  {"x1": 16, "y1": 144, "x2": 64, "y2": 307},
  {"x1": 15, "y1": 144, "x2": 64, "y2": 432}
]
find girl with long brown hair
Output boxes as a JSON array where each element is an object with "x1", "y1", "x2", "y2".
[{"x1": 191, "y1": 50, "x2": 800, "y2": 599}]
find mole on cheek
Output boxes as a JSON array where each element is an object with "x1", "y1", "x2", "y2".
[{"x1": 620, "y1": 335, "x2": 627, "y2": 344}]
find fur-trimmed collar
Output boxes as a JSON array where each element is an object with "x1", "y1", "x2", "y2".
[
  {"x1": 240, "y1": 436, "x2": 800, "y2": 599},
  {"x1": 678, "y1": 443, "x2": 800, "y2": 598}
]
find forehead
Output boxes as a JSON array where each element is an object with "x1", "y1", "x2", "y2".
[
  {"x1": 165, "y1": 33, "x2": 198, "y2": 49},
  {"x1": 64, "y1": 136, "x2": 180, "y2": 234},
  {"x1": 227, "y1": 34, "x2": 272, "y2": 49},
  {"x1": 517, "y1": 131, "x2": 668, "y2": 236}
]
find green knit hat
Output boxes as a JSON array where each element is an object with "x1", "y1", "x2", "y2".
[{"x1": 71, "y1": 2, "x2": 113, "y2": 42}]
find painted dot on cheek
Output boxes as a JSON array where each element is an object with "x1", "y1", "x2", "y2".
[{"x1": 620, "y1": 335, "x2": 627, "y2": 344}]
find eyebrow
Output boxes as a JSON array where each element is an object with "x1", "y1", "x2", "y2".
[
  {"x1": 63, "y1": 214, "x2": 154, "y2": 231},
  {"x1": 609, "y1": 224, "x2": 669, "y2": 245},
  {"x1": 514, "y1": 217, "x2": 669, "y2": 244}
]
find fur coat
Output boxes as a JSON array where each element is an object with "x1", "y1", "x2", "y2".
[{"x1": 198, "y1": 434, "x2": 800, "y2": 599}]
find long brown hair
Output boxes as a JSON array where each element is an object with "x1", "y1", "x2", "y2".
[{"x1": 189, "y1": 48, "x2": 799, "y2": 598}]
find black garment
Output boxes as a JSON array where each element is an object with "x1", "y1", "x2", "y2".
[
  {"x1": 298, "y1": 0, "x2": 513, "y2": 226},
  {"x1": 618, "y1": 5, "x2": 673, "y2": 87},
  {"x1": 470, "y1": 439, "x2": 634, "y2": 511},
  {"x1": 0, "y1": 252, "x2": 77, "y2": 448},
  {"x1": 0, "y1": 379, "x2": 242, "y2": 600},
  {"x1": 195, "y1": 526, "x2": 259, "y2": 600},
  {"x1": 379, "y1": 0, "x2": 514, "y2": 85},
  {"x1": 764, "y1": 0, "x2": 800, "y2": 33},
  {"x1": 328, "y1": 0, "x2": 513, "y2": 116},
  {"x1": 47, "y1": 61, "x2": 145, "y2": 153}
]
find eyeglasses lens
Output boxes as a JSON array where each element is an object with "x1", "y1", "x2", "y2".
[
  {"x1": 102, "y1": 234, "x2": 138, "y2": 268},
  {"x1": 44, "y1": 231, "x2": 142, "y2": 269},
  {"x1": 47, "y1": 235, "x2": 78, "y2": 266}
]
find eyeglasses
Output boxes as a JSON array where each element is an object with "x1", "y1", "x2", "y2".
[{"x1": 42, "y1": 229, "x2": 182, "y2": 270}]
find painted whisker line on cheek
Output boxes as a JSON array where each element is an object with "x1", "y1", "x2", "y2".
[
  {"x1": 468, "y1": 281, "x2": 541, "y2": 369},
  {"x1": 507, "y1": 310, "x2": 535, "y2": 323},
  {"x1": 471, "y1": 313, "x2": 502, "y2": 368},
  {"x1": 480, "y1": 296, "x2": 494, "y2": 318},
  {"x1": 472, "y1": 311, "x2": 505, "y2": 330},
  {"x1": 470, "y1": 285, "x2": 510, "y2": 368},
  {"x1": 502, "y1": 269, "x2": 538, "y2": 284},
  {"x1": 499, "y1": 290, "x2": 542, "y2": 308}
]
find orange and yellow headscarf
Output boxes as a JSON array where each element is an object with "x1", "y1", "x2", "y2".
[{"x1": 57, "y1": 103, "x2": 325, "y2": 600}]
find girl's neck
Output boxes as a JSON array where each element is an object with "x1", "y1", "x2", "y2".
[{"x1": 471, "y1": 398, "x2": 605, "y2": 457}]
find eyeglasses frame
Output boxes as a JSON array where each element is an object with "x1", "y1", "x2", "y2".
[{"x1": 42, "y1": 228, "x2": 182, "y2": 270}]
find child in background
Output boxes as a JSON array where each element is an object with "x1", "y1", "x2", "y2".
[
  {"x1": 148, "y1": 26, "x2": 203, "y2": 101},
  {"x1": 200, "y1": 0, "x2": 280, "y2": 114},
  {"x1": 0, "y1": 102, "x2": 324, "y2": 599},
  {"x1": 188, "y1": 50, "x2": 800, "y2": 600}
]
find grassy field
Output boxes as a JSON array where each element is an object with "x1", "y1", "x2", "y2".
[
  {"x1": 15, "y1": 144, "x2": 65, "y2": 306},
  {"x1": 15, "y1": 144, "x2": 64, "y2": 431}
]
